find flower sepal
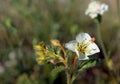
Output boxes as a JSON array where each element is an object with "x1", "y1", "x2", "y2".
[{"x1": 78, "y1": 59, "x2": 99, "y2": 72}]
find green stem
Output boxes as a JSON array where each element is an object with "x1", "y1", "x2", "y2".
[
  {"x1": 65, "y1": 55, "x2": 72, "y2": 84},
  {"x1": 66, "y1": 71, "x2": 72, "y2": 84},
  {"x1": 95, "y1": 20, "x2": 119, "y2": 83},
  {"x1": 95, "y1": 20, "x2": 108, "y2": 63}
]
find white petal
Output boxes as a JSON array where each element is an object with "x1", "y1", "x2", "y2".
[
  {"x1": 89, "y1": 13, "x2": 98, "y2": 18},
  {"x1": 85, "y1": 10, "x2": 89, "y2": 15},
  {"x1": 76, "y1": 33, "x2": 91, "y2": 44},
  {"x1": 100, "y1": 4, "x2": 108, "y2": 15},
  {"x1": 86, "y1": 43, "x2": 100, "y2": 56},
  {"x1": 65, "y1": 40, "x2": 77, "y2": 52},
  {"x1": 99, "y1": 10, "x2": 104, "y2": 15},
  {"x1": 75, "y1": 49, "x2": 89, "y2": 60},
  {"x1": 101, "y1": 4, "x2": 108, "y2": 11}
]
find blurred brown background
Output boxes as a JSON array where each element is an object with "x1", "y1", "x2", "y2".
[{"x1": 0, "y1": 0, "x2": 120, "y2": 84}]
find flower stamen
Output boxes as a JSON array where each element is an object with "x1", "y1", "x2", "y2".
[
  {"x1": 77, "y1": 44, "x2": 86, "y2": 54},
  {"x1": 77, "y1": 37, "x2": 96, "y2": 54}
]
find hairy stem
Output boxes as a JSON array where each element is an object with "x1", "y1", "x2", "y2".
[
  {"x1": 95, "y1": 20, "x2": 108, "y2": 63},
  {"x1": 65, "y1": 54, "x2": 73, "y2": 84},
  {"x1": 95, "y1": 19, "x2": 119, "y2": 83},
  {"x1": 66, "y1": 71, "x2": 72, "y2": 84}
]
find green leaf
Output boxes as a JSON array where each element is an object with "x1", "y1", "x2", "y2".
[
  {"x1": 78, "y1": 59, "x2": 98, "y2": 72},
  {"x1": 16, "y1": 74, "x2": 31, "y2": 84},
  {"x1": 5, "y1": 18, "x2": 12, "y2": 28},
  {"x1": 51, "y1": 66, "x2": 65, "y2": 78},
  {"x1": 70, "y1": 25, "x2": 78, "y2": 37}
]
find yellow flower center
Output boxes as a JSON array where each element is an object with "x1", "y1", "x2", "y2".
[
  {"x1": 77, "y1": 44, "x2": 86, "y2": 54},
  {"x1": 77, "y1": 37, "x2": 95, "y2": 54}
]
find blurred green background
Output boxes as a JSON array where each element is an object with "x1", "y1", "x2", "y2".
[{"x1": 0, "y1": 0, "x2": 120, "y2": 84}]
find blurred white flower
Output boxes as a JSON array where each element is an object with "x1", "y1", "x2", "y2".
[
  {"x1": 5, "y1": 61, "x2": 13, "y2": 67},
  {"x1": 8, "y1": 51, "x2": 16, "y2": 60},
  {"x1": 65, "y1": 33, "x2": 100, "y2": 60},
  {"x1": 85, "y1": 0, "x2": 108, "y2": 19},
  {"x1": 0, "y1": 65, "x2": 5, "y2": 74},
  {"x1": 5, "y1": 60, "x2": 17, "y2": 68}
]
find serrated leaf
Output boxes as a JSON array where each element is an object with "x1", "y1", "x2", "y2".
[
  {"x1": 78, "y1": 59, "x2": 98, "y2": 71},
  {"x1": 51, "y1": 66, "x2": 65, "y2": 78}
]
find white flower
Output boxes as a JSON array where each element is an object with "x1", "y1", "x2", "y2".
[
  {"x1": 8, "y1": 51, "x2": 16, "y2": 60},
  {"x1": 85, "y1": 0, "x2": 108, "y2": 19},
  {"x1": 0, "y1": 65, "x2": 5, "y2": 74},
  {"x1": 5, "y1": 60, "x2": 17, "y2": 67},
  {"x1": 65, "y1": 33, "x2": 100, "y2": 60}
]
